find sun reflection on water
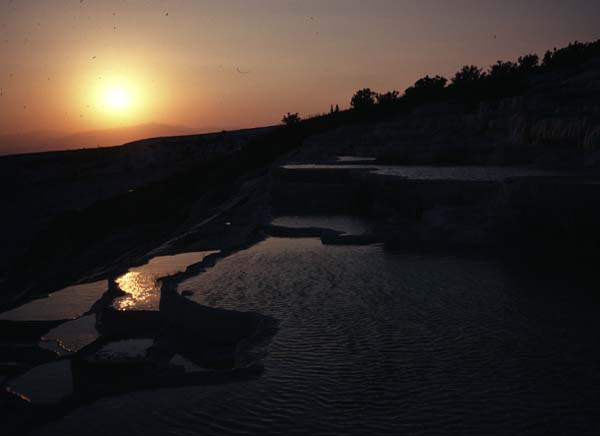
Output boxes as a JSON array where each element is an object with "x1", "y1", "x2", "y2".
[
  {"x1": 112, "y1": 251, "x2": 220, "y2": 311},
  {"x1": 114, "y1": 271, "x2": 161, "y2": 311}
]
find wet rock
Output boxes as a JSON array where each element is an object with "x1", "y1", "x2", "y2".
[
  {"x1": 159, "y1": 330, "x2": 238, "y2": 370},
  {"x1": 162, "y1": 291, "x2": 278, "y2": 346},
  {"x1": 169, "y1": 354, "x2": 205, "y2": 372},
  {"x1": 74, "y1": 337, "x2": 156, "y2": 372},
  {"x1": 266, "y1": 223, "x2": 378, "y2": 245},
  {"x1": 98, "y1": 307, "x2": 163, "y2": 338},
  {"x1": 0, "y1": 387, "x2": 34, "y2": 436},
  {"x1": 107, "y1": 274, "x2": 125, "y2": 296},
  {"x1": 264, "y1": 224, "x2": 325, "y2": 238},
  {"x1": 0, "y1": 344, "x2": 57, "y2": 373},
  {"x1": 40, "y1": 314, "x2": 99, "y2": 355},
  {"x1": 71, "y1": 337, "x2": 262, "y2": 399},
  {"x1": 272, "y1": 215, "x2": 372, "y2": 235},
  {"x1": 267, "y1": 216, "x2": 377, "y2": 245},
  {"x1": 36, "y1": 341, "x2": 66, "y2": 357},
  {"x1": 88, "y1": 339, "x2": 154, "y2": 363},
  {"x1": 6, "y1": 360, "x2": 73, "y2": 405},
  {"x1": 0, "y1": 320, "x2": 65, "y2": 343},
  {"x1": 71, "y1": 339, "x2": 154, "y2": 399},
  {"x1": 0, "y1": 362, "x2": 27, "y2": 378},
  {"x1": 320, "y1": 229, "x2": 379, "y2": 245}
]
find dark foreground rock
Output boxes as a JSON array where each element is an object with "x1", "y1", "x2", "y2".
[
  {"x1": 265, "y1": 224, "x2": 379, "y2": 246},
  {"x1": 0, "y1": 320, "x2": 65, "y2": 343},
  {"x1": 161, "y1": 289, "x2": 279, "y2": 346}
]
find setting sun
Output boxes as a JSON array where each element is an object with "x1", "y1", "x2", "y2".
[
  {"x1": 105, "y1": 88, "x2": 131, "y2": 111},
  {"x1": 76, "y1": 70, "x2": 161, "y2": 128},
  {"x1": 1, "y1": 1, "x2": 600, "y2": 434}
]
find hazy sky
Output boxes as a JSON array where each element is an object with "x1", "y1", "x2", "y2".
[{"x1": 1, "y1": 0, "x2": 599, "y2": 135}]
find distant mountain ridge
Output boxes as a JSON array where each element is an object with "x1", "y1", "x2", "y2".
[{"x1": 0, "y1": 123, "x2": 214, "y2": 156}]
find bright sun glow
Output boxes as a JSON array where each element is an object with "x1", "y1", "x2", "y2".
[
  {"x1": 78, "y1": 68, "x2": 163, "y2": 128},
  {"x1": 105, "y1": 87, "x2": 131, "y2": 110}
]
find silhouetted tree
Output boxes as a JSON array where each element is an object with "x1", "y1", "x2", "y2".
[
  {"x1": 517, "y1": 54, "x2": 540, "y2": 73},
  {"x1": 376, "y1": 90, "x2": 401, "y2": 105},
  {"x1": 542, "y1": 41, "x2": 600, "y2": 69},
  {"x1": 350, "y1": 88, "x2": 377, "y2": 110},
  {"x1": 404, "y1": 75, "x2": 447, "y2": 103},
  {"x1": 488, "y1": 61, "x2": 519, "y2": 79},
  {"x1": 415, "y1": 75, "x2": 448, "y2": 90},
  {"x1": 451, "y1": 65, "x2": 485, "y2": 86},
  {"x1": 282, "y1": 112, "x2": 301, "y2": 126},
  {"x1": 335, "y1": 104, "x2": 340, "y2": 113},
  {"x1": 448, "y1": 65, "x2": 487, "y2": 108},
  {"x1": 483, "y1": 60, "x2": 528, "y2": 100}
]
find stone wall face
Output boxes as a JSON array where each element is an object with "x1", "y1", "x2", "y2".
[{"x1": 271, "y1": 167, "x2": 600, "y2": 262}]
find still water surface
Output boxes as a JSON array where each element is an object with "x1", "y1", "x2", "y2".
[
  {"x1": 0, "y1": 281, "x2": 107, "y2": 321},
  {"x1": 112, "y1": 251, "x2": 219, "y2": 311},
  {"x1": 282, "y1": 164, "x2": 559, "y2": 181},
  {"x1": 272, "y1": 215, "x2": 371, "y2": 235}
]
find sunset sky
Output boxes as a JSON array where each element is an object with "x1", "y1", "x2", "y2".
[{"x1": 1, "y1": 0, "x2": 599, "y2": 137}]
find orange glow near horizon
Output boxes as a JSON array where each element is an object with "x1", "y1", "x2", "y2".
[
  {"x1": 72, "y1": 68, "x2": 161, "y2": 129},
  {"x1": 1, "y1": 1, "x2": 599, "y2": 141}
]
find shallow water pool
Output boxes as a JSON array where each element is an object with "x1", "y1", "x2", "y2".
[
  {"x1": 282, "y1": 164, "x2": 560, "y2": 181},
  {"x1": 112, "y1": 251, "x2": 219, "y2": 311},
  {"x1": 271, "y1": 215, "x2": 371, "y2": 235},
  {"x1": 38, "y1": 238, "x2": 600, "y2": 435},
  {"x1": 0, "y1": 281, "x2": 107, "y2": 321}
]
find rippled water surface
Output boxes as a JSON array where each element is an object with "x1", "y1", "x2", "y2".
[{"x1": 38, "y1": 238, "x2": 600, "y2": 435}]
